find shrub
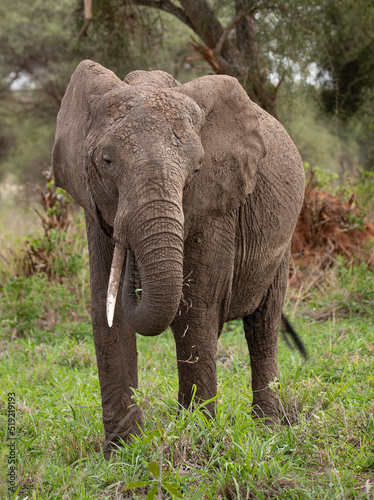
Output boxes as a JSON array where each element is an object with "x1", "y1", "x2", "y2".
[
  {"x1": 22, "y1": 168, "x2": 86, "y2": 280},
  {"x1": 0, "y1": 168, "x2": 88, "y2": 281}
]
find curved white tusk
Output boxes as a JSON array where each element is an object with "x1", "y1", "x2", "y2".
[{"x1": 106, "y1": 244, "x2": 126, "y2": 327}]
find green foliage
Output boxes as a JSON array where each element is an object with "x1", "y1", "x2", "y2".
[
  {"x1": 0, "y1": 0, "x2": 84, "y2": 115},
  {"x1": 279, "y1": 87, "x2": 361, "y2": 176},
  {"x1": 357, "y1": 105, "x2": 374, "y2": 171},
  {"x1": 0, "y1": 0, "x2": 88, "y2": 181},
  {"x1": 23, "y1": 226, "x2": 86, "y2": 278},
  {"x1": 124, "y1": 422, "x2": 183, "y2": 499},
  {"x1": 305, "y1": 256, "x2": 374, "y2": 320},
  {"x1": 1, "y1": 246, "x2": 374, "y2": 497},
  {"x1": 0, "y1": 275, "x2": 47, "y2": 336},
  {"x1": 314, "y1": 0, "x2": 374, "y2": 119},
  {"x1": 0, "y1": 109, "x2": 55, "y2": 183},
  {"x1": 0, "y1": 213, "x2": 87, "y2": 281},
  {"x1": 1, "y1": 311, "x2": 374, "y2": 498},
  {"x1": 301, "y1": 161, "x2": 374, "y2": 224},
  {"x1": 0, "y1": 231, "x2": 89, "y2": 339},
  {"x1": 0, "y1": 178, "x2": 89, "y2": 340},
  {"x1": 304, "y1": 162, "x2": 339, "y2": 190},
  {"x1": 0, "y1": 272, "x2": 90, "y2": 340},
  {"x1": 0, "y1": 170, "x2": 89, "y2": 280},
  {"x1": 355, "y1": 168, "x2": 374, "y2": 220}
]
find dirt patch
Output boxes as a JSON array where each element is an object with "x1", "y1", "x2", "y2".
[{"x1": 290, "y1": 171, "x2": 374, "y2": 287}]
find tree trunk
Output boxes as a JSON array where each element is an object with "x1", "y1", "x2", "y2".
[
  {"x1": 235, "y1": 0, "x2": 279, "y2": 118},
  {"x1": 131, "y1": 0, "x2": 280, "y2": 119}
]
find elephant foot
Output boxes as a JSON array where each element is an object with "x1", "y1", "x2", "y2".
[
  {"x1": 178, "y1": 391, "x2": 216, "y2": 418},
  {"x1": 251, "y1": 392, "x2": 282, "y2": 426},
  {"x1": 103, "y1": 440, "x2": 121, "y2": 462},
  {"x1": 102, "y1": 406, "x2": 144, "y2": 460},
  {"x1": 251, "y1": 405, "x2": 281, "y2": 428}
]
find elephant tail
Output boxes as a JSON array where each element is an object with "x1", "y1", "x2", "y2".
[{"x1": 280, "y1": 313, "x2": 308, "y2": 360}]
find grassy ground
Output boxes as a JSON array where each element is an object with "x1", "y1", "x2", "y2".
[{"x1": 1, "y1": 214, "x2": 374, "y2": 498}]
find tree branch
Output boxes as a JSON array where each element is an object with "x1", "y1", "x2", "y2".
[
  {"x1": 274, "y1": 70, "x2": 286, "y2": 94},
  {"x1": 179, "y1": 0, "x2": 225, "y2": 49},
  {"x1": 215, "y1": 7, "x2": 247, "y2": 55},
  {"x1": 77, "y1": 0, "x2": 92, "y2": 39},
  {"x1": 190, "y1": 36, "x2": 224, "y2": 73},
  {"x1": 131, "y1": 0, "x2": 195, "y2": 31}
]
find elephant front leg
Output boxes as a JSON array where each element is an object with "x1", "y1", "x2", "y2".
[
  {"x1": 173, "y1": 220, "x2": 235, "y2": 416},
  {"x1": 243, "y1": 253, "x2": 289, "y2": 423},
  {"x1": 93, "y1": 318, "x2": 144, "y2": 455},
  {"x1": 85, "y1": 214, "x2": 143, "y2": 457},
  {"x1": 172, "y1": 311, "x2": 222, "y2": 417}
]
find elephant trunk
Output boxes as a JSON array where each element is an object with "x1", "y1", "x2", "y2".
[{"x1": 107, "y1": 200, "x2": 184, "y2": 336}]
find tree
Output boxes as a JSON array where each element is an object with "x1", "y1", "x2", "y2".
[
  {"x1": 309, "y1": 0, "x2": 374, "y2": 170},
  {"x1": 0, "y1": 0, "x2": 81, "y2": 119},
  {"x1": 1, "y1": 0, "x2": 374, "y2": 181},
  {"x1": 80, "y1": 0, "x2": 296, "y2": 118},
  {"x1": 314, "y1": 0, "x2": 374, "y2": 120},
  {"x1": 0, "y1": 0, "x2": 201, "y2": 181}
]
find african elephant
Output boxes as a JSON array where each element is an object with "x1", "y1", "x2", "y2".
[{"x1": 52, "y1": 60, "x2": 305, "y2": 453}]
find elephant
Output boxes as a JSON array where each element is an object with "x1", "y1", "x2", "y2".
[{"x1": 52, "y1": 60, "x2": 305, "y2": 453}]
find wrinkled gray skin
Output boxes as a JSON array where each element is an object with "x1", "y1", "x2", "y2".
[{"x1": 52, "y1": 60, "x2": 305, "y2": 453}]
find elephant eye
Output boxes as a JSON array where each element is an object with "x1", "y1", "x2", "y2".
[{"x1": 102, "y1": 154, "x2": 112, "y2": 165}]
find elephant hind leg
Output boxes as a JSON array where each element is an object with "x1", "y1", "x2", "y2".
[{"x1": 243, "y1": 251, "x2": 289, "y2": 422}]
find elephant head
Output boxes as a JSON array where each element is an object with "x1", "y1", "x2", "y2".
[{"x1": 52, "y1": 60, "x2": 264, "y2": 337}]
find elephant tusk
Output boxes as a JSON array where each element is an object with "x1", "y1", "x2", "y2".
[{"x1": 106, "y1": 243, "x2": 126, "y2": 327}]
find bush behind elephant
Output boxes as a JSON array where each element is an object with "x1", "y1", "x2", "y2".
[{"x1": 52, "y1": 60, "x2": 305, "y2": 454}]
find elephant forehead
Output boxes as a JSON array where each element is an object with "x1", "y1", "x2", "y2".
[
  {"x1": 143, "y1": 91, "x2": 201, "y2": 121},
  {"x1": 105, "y1": 88, "x2": 201, "y2": 131}
]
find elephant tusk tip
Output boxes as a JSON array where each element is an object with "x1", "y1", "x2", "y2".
[{"x1": 106, "y1": 295, "x2": 116, "y2": 328}]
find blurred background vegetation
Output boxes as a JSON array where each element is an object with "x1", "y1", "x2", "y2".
[{"x1": 0, "y1": 0, "x2": 373, "y2": 189}]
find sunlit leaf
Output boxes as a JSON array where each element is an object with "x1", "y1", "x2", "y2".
[{"x1": 148, "y1": 461, "x2": 160, "y2": 477}]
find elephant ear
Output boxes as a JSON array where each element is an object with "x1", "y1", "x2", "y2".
[
  {"x1": 52, "y1": 60, "x2": 126, "y2": 218},
  {"x1": 177, "y1": 75, "x2": 265, "y2": 225}
]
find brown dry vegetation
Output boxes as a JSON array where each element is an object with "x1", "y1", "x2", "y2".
[{"x1": 290, "y1": 171, "x2": 374, "y2": 290}]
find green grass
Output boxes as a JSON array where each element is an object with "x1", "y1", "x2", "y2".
[{"x1": 1, "y1": 245, "x2": 374, "y2": 498}]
